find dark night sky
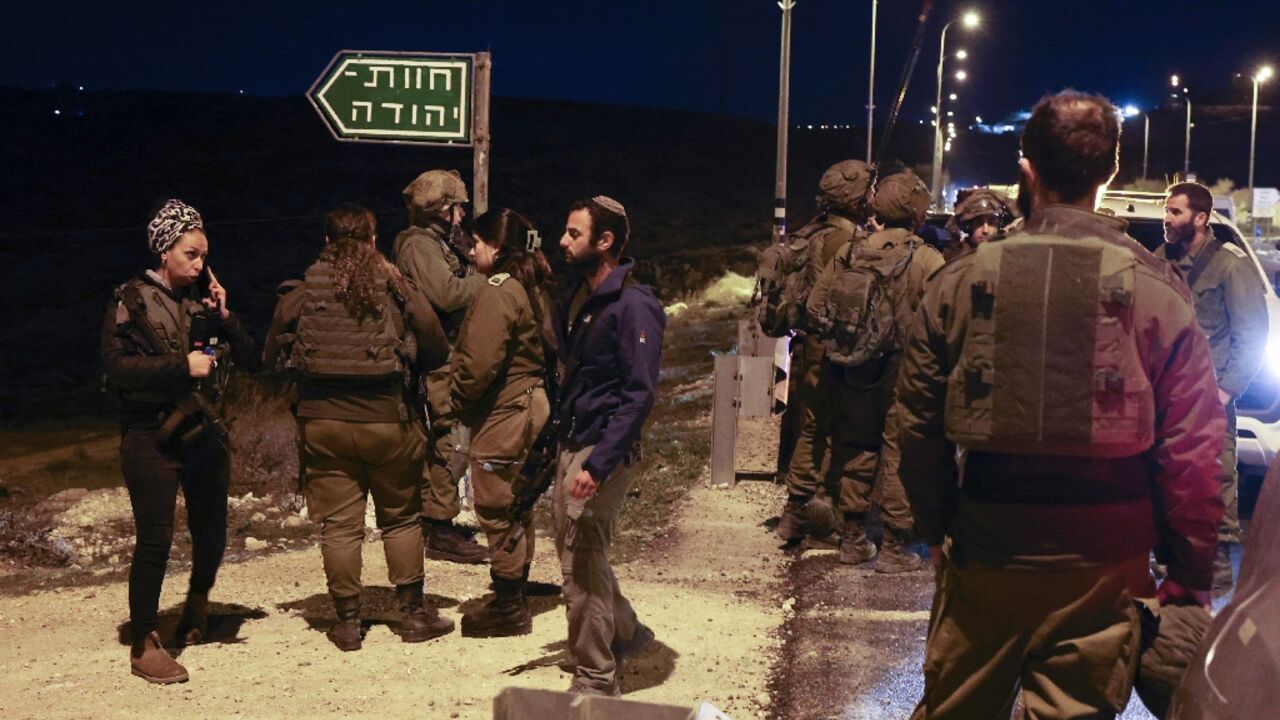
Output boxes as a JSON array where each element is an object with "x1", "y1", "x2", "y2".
[{"x1": 7, "y1": 0, "x2": 1278, "y2": 126}]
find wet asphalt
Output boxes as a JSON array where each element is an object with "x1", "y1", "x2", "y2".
[{"x1": 766, "y1": 539, "x2": 1181, "y2": 720}]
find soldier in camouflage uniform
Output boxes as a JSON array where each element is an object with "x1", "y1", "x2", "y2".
[
  {"x1": 265, "y1": 204, "x2": 454, "y2": 651},
  {"x1": 898, "y1": 91, "x2": 1224, "y2": 719},
  {"x1": 775, "y1": 160, "x2": 874, "y2": 549},
  {"x1": 806, "y1": 171, "x2": 944, "y2": 572},
  {"x1": 945, "y1": 188, "x2": 1019, "y2": 255},
  {"x1": 392, "y1": 169, "x2": 489, "y2": 564},
  {"x1": 1156, "y1": 181, "x2": 1268, "y2": 591},
  {"x1": 448, "y1": 208, "x2": 557, "y2": 638}
]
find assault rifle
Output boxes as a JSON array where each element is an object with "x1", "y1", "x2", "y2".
[
  {"x1": 498, "y1": 339, "x2": 561, "y2": 553},
  {"x1": 158, "y1": 305, "x2": 230, "y2": 447}
]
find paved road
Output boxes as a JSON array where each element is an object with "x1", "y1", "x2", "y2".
[{"x1": 769, "y1": 542, "x2": 1182, "y2": 720}]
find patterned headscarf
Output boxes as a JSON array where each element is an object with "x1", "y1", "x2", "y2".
[{"x1": 147, "y1": 199, "x2": 204, "y2": 255}]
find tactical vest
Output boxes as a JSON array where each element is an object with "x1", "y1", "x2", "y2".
[
  {"x1": 111, "y1": 278, "x2": 198, "y2": 404},
  {"x1": 287, "y1": 263, "x2": 415, "y2": 380},
  {"x1": 945, "y1": 235, "x2": 1156, "y2": 457},
  {"x1": 754, "y1": 216, "x2": 858, "y2": 338},
  {"x1": 810, "y1": 236, "x2": 914, "y2": 367}
]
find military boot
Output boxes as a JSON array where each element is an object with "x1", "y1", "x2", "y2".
[
  {"x1": 176, "y1": 591, "x2": 209, "y2": 646},
  {"x1": 838, "y1": 515, "x2": 876, "y2": 565},
  {"x1": 1212, "y1": 543, "x2": 1235, "y2": 591},
  {"x1": 462, "y1": 572, "x2": 532, "y2": 638},
  {"x1": 327, "y1": 595, "x2": 362, "y2": 652},
  {"x1": 875, "y1": 526, "x2": 925, "y2": 574},
  {"x1": 776, "y1": 495, "x2": 809, "y2": 546},
  {"x1": 396, "y1": 582, "x2": 455, "y2": 643},
  {"x1": 424, "y1": 519, "x2": 489, "y2": 564},
  {"x1": 129, "y1": 631, "x2": 189, "y2": 684}
]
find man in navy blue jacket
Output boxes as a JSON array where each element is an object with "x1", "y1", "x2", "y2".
[{"x1": 553, "y1": 196, "x2": 665, "y2": 696}]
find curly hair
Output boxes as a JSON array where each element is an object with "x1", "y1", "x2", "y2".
[
  {"x1": 318, "y1": 203, "x2": 403, "y2": 318},
  {"x1": 473, "y1": 208, "x2": 556, "y2": 328}
]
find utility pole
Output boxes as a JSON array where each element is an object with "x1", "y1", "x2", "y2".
[
  {"x1": 866, "y1": 0, "x2": 877, "y2": 162},
  {"x1": 1184, "y1": 94, "x2": 1192, "y2": 177},
  {"x1": 773, "y1": 0, "x2": 796, "y2": 244},
  {"x1": 1142, "y1": 113, "x2": 1150, "y2": 182}
]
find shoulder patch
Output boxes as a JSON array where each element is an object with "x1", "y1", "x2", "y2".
[
  {"x1": 488, "y1": 272, "x2": 511, "y2": 286},
  {"x1": 1223, "y1": 242, "x2": 1247, "y2": 259}
]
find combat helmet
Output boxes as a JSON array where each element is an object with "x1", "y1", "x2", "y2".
[
  {"x1": 816, "y1": 160, "x2": 874, "y2": 216},
  {"x1": 947, "y1": 188, "x2": 1019, "y2": 235},
  {"x1": 403, "y1": 169, "x2": 469, "y2": 214},
  {"x1": 871, "y1": 171, "x2": 931, "y2": 228}
]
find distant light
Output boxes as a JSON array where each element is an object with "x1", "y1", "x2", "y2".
[
  {"x1": 1170, "y1": 74, "x2": 1180, "y2": 87},
  {"x1": 931, "y1": 120, "x2": 937, "y2": 127},
  {"x1": 238, "y1": 89, "x2": 245, "y2": 94},
  {"x1": 1123, "y1": 105, "x2": 1140, "y2": 118},
  {"x1": 962, "y1": 11, "x2": 980, "y2": 28},
  {"x1": 930, "y1": 105, "x2": 938, "y2": 114},
  {"x1": 975, "y1": 115, "x2": 983, "y2": 123},
  {"x1": 1258, "y1": 66, "x2": 1275, "y2": 84},
  {"x1": 956, "y1": 49, "x2": 969, "y2": 60},
  {"x1": 949, "y1": 93, "x2": 958, "y2": 101},
  {"x1": 807, "y1": 125, "x2": 813, "y2": 129},
  {"x1": 53, "y1": 109, "x2": 61, "y2": 116},
  {"x1": 955, "y1": 70, "x2": 968, "y2": 81},
  {"x1": 947, "y1": 111, "x2": 955, "y2": 117},
  {"x1": 77, "y1": 85, "x2": 84, "y2": 91}
]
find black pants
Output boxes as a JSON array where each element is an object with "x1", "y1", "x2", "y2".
[{"x1": 121, "y1": 428, "x2": 229, "y2": 642}]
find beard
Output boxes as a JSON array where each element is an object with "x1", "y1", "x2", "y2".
[{"x1": 1164, "y1": 220, "x2": 1195, "y2": 247}]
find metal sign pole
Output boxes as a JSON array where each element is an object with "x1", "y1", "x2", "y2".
[
  {"x1": 473, "y1": 52, "x2": 491, "y2": 215},
  {"x1": 773, "y1": 0, "x2": 795, "y2": 245},
  {"x1": 866, "y1": 0, "x2": 877, "y2": 162}
]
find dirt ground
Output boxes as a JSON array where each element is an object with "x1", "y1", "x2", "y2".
[{"x1": 0, "y1": 474, "x2": 788, "y2": 719}]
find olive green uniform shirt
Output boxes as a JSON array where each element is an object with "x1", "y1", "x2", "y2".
[
  {"x1": 392, "y1": 222, "x2": 485, "y2": 340},
  {"x1": 1155, "y1": 234, "x2": 1268, "y2": 398}
]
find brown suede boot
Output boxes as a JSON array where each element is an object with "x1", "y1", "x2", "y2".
[
  {"x1": 176, "y1": 591, "x2": 209, "y2": 646},
  {"x1": 396, "y1": 582, "x2": 455, "y2": 643},
  {"x1": 423, "y1": 519, "x2": 489, "y2": 564},
  {"x1": 327, "y1": 595, "x2": 362, "y2": 652},
  {"x1": 838, "y1": 515, "x2": 876, "y2": 566},
  {"x1": 130, "y1": 631, "x2": 189, "y2": 684},
  {"x1": 875, "y1": 526, "x2": 925, "y2": 574},
  {"x1": 776, "y1": 496, "x2": 808, "y2": 545}
]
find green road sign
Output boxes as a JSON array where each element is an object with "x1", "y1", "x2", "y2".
[{"x1": 308, "y1": 51, "x2": 476, "y2": 145}]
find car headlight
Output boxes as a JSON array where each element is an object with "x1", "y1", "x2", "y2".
[{"x1": 1267, "y1": 339, "x2": 1280, "y2": 377}]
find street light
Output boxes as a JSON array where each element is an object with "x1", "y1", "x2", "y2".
[
  {"x1": 1171, "y1": 74, "x2": 1193, "y2": 177},
  {"x1": 1250, "y1": 65, "x2": 1274, "y2": 233},
  {"x1": 956, "y1": 49, "x2": 969, "y2": 60},
  {"x1": 955, "y1": 70, "x2": 968, "y2": 81},
  {"x1": 931, "y1": 10, "x2": 981, "y2": 210}
]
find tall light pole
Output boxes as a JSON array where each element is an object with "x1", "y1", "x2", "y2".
[
  {"x1": 773, "y1": 0, "x2": 795, "y2": 245},
  {"x1": 1143, "y1": 113, "x2": 1150, "y2": 181},
  {"x1": 930, "y1": 11, "x2": 979, "y2": 210},
  {"x1": 1172, "y1": 75, "x2": 1192, "y2": 178},
  {"x1": 1250, "y1": 65, "x2": 1274, "y2": 234},
  {"x1": 866, "y1": 0, "x2": 877, "y2": 162}
]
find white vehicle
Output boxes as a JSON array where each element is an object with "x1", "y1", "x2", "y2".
[{"x1": 1102, "y1": 191, "x2": 1280, "y2": 479}]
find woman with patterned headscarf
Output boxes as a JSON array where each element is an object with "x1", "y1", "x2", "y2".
[{"x1": 100, "y1": 199, "x2": 257, "y2": 684}]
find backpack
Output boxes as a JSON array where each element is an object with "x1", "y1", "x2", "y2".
[
  {"x1": 944, "y1": 235, "x2": 1155, "y2": 457},
  {"x1": 287, "y1": 262, "x2": 416, "y2": 380},
  {"x1": 810, "y1": 236, "x2": 914, "y2": 367},
  {"x1": 754, "y1": 219, "x2": 855, "y2": 338}
]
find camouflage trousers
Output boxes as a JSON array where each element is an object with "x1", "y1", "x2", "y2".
[
  {"x1": 1220, "y1": 399, "x2": 1240, "y2": 544},
  {"x1": 422, "y1": 365, "x2": 462, "y2": 522},
  {"x1": 470, "y1": 387, "x2": 549, "y2": 580},
  {"x1": 912, "y1": 551, "x2": 1146, "y2": 720},
  {"x1": 301, "y1": 419, "x2": 426, "y2": 600}
]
